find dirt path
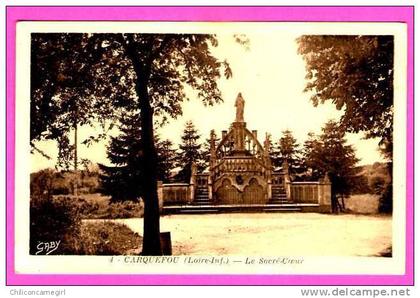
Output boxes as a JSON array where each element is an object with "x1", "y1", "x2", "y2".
[{"x1": 113, "y1": 213, "x2": 392, "y2": 256}]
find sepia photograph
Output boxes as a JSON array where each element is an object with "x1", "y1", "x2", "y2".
[{"x1": 11, "y1": 19, "x2": 408, "y2": 277}]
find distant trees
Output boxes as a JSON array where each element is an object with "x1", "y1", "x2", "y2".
[
  {"x1": 30, "y1": 169, "x2": 55, "y2": 202},
  {"x1": 303, "y1": 121, "x2": 360, "y2": 213},
  {"x1": 175, "y1": 121, "x2": 204, "y2": 182},
  {"x1": 30, "y1": 169, "x2": 100, "y2": 197},
  {"x1": 271, "y1": 130, "x2": 303, "y2": 175},
  {"x1": 155, "y1": 137, "x2": 177, "y2": 183},
  {"x1": 302, "y1": 132, "x2": 324, "y2": 180}
]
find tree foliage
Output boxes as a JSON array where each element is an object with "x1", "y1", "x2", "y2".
[
  {"x1": 302, "y1": 132, "x2": 324, "y2": 180},
  {"x1": 31, "y1": 34, "x2": 117, "y2": 140},
  {"x1": 31, "y1": 33, "x2": 233, "y2": 254},
  {"x1": 176, "y1": 121, "x2": 204, "y2": 182},
  {"x1": 119, "y1": 33, "x2": 238, "y2": 254},
  {"x1": 297, "y1": 35, "x2": 394, "y2": 158},
  {"x1": 99, "y1": 112, "x2": 143, "y2": 203},
  {"x1": 155, "y1": 137, "x2": 177, "y2": 183},
  {"x1": 303, "y1": 121, "x2": 360, "y2": 213},
  {"x1": 31, "y1": 33, "x2": 129, "y2": 168},
  {"x1": 273, "y1": 130, "x2": 302, "y2": 175},
  {"x1": 99, "y1": 113, "x2": 177, "y2": 202}
]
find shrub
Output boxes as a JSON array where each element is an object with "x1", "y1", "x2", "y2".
[
  {"x1": 51, "y1": 173, "x2": 73, "y2": 195},
  {"x1": 53, "y1": 195, "x2": 144, "y2": 219},
  {"x1": 30, "y1": 196, "x2": 82, "y2": 255},
  {"x1": 351, "y1": 175, "x2": 371, "y2": 194},
  {"x1": 30, "y1": 169, "x2": 55, "y2": 200},
  {"x1": 378, "y1": 184, "x2": 393, "y2": 214},
  {"x1": 80, "y1": 176, "x2": 100, "y2": 193},
  {"x1": 30, "y1": 195, "x2": 142, "y2": 255},
  {"x1": 77, "y1": 221, "x2": 142, "y2": 255},
  {"x1": 105, "y1": 200, "x2": 144, "y2": 219},
  {"x1": 370, "y1": 176, "x2": 386, "y2": 195},
  {"x1": 31, "y1": 168, "x2": 101, "y2": 196}
]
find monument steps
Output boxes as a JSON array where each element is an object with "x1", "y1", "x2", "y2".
[
  {"x1": 268, "y1": 200, "x2": 290, "y2": 205},
  {"x1": 269, "y1": 185, "x2": 290, "y2": 204},
  {"x1": 262, "y1": 207, "x2": 302, "y2": 212},
  {"x1": 194, "y1": 201, "x2": 212, "y2": 206},
  {"x1": 177, "y1": 209, "x2": 219, "y2": 214},
  {"x1": 196, "y1": 193, "x2": 209, "y2": 197},
  {"x1": 193, "y1": 187, "x2": 211, "y2": 205},
  {"x1": 272, "y1": 191, "x2": 286, "y2": 195},
  {"x1": 195, "y1": 197, "x2": 210, "y2": 200},
  {"x1": 162, "y1": 204, "x2": 304, "y2": 214}
]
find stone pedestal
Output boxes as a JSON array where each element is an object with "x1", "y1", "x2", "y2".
[
  {"x1": 208, "y1": 175, "x2": 213, "y2": 201},
  {"x1": 157, "y1": 181, "x2": 163, "y2": 211},
  {"x1": 267, "y1": 181, "x2": 272, "y2": 200},
  {"x1": 232, "y1": 122, "x2": 247, "y2": 152},
  {"x1": 318, "y1": 175, "x2": 332, "y2": 213}
]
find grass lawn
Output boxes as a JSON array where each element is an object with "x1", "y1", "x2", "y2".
[{"x1": 113, "y1": 213, "x2": 392, "y2": 256}]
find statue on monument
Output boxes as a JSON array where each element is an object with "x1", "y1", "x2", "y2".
[{"x1": 235, "y1": 92, "x2": 245, "y2": 122}]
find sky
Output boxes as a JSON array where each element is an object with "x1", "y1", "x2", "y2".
[{"x1": 30, "y1": 30, "x2": 386, "y2": 172}]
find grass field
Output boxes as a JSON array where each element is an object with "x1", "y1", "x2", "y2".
[{"x1": 346, "y1": 194, "x2": 380, "y2": 214}]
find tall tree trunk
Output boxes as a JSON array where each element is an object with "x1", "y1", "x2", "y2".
[
  {"x1": 123, "y1": 35, "x2": 162, "y2": 255},
  {"x1": 138, "y1": 83, "x2": 161, "y2": 255},
  {"x1": 73, "y1": 104, "x2": 78, "y2": 196},
  {"x1": 74, "y1": 122, "x2": 78, "y2": 170},
  {"x1": 332, "y1": 195, "x2": 338, "y2": 214},
  {"x1": 331, "y1": 186, "x2": 339, "y2": 214},
  {"x1": 341, "y1": 196, "x2": 346, "y2": 211}
]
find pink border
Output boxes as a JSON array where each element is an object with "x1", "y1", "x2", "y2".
[{"x1": 6, "y1": 6, "x2": 414, "y2": 286}]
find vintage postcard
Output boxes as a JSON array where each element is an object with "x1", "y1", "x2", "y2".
[{"x1": 6, "y1": 6, "x2": 414, "y2": 285}]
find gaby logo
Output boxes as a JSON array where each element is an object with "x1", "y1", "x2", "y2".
[{"x1": 35, "y1": 240, "x2": 61, "y2": 255}]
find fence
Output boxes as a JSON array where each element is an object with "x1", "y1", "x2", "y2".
[
  {"x1": 158, "y1": 182, "x2": 191, "y2": 205},
  {"x1": 286, "y1": 177, "x2": 332, "y2": 211}
]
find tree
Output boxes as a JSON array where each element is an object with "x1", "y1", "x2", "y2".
[
  {"x1": 99, "y1": 114, "x2": 143, "y2": 203},
  {"x1": 269, "y1": 137, "x2": 281, "y2": 169},
  {"x1": 379, "y1": 184, "x2": 393, "y2": 213},
  {"x1": 275, "y1": 130, "x2": 302, "y2": 175},
  {"x1": 99, "y1": 112, "x2": 143, "y2": 202},
  {"x1": 298, "y1": 35, "x2": 394, "y2": 213},
  {"x1": 31, "y1": 34, "x2": 119, "y2": 171},
  {"x1": 99, "y1": 115, "x2": 177, "y2": 201},
  {"x1": 155, "y1": 137, "x2": 177, "y2": 183},
  {"x1": 31, "y1": 33, "x2": 233, "y2": 254},
  {"x1": 104, "y1": 34, "x2": 232, "y2": 255},
  {"x1": 176, "y1": 121, "x2": 204, "y2": 182},
  {"x1": 303, "y1": 121, "x2": 360, "y2": 213},
  {"x1": 302, "y1": 132, "x2": 324, "y2": 180},
  {"x1": 297, "y1": 35, "x2": 394, "y2": 159}
]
